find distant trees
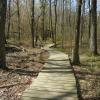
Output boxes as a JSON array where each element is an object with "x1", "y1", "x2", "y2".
[
  {"x1": 72, "y1": 0, "x2": 82, "y2": 65},
  {"x1": 0, "y1": 0, "x2": 99, "y2": 68},
  {"x1": 0, "y1": 0, "x2": 7, "y2": 69}
]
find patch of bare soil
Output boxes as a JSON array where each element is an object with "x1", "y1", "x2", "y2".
[
  {"x1": 0, "y1": 45, "x2": 49, "y2": 100},
  {"x1": 73, "y1": 55, "x2": 100, "y2": 100}
]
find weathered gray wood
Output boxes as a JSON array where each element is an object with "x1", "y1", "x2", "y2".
[{"x1": 21, "y1": 45, "x2": 78, "y2": 100}]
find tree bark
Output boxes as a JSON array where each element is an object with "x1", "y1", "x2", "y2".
[
  {"x1": 17, "y1": 0, "x2": 21, "y2": 40},
  {"x1": 7, "y1": 0, "x2": 11, "y2": 39},
  {"x1": 0, "y1": 0, "x2": 7, "y2": 69},
  {"x1": 72, "y1": 0, "x2": 82, "y2": 65},
  {"x1": 54, "y1": 0, "x2": 57, "y2": 47},
  {"x1": 40, "y1": 0, "x2": 46, "y2": 41},
  {"x1": 49, "y1": 0, "x2": 54, "y2": 42},
  {"x1": 88, "y1": 0, "x2": 91, "y2": 39},
  {"x1": 90, "y1": 0, "x2": 98, "y2": 55},
  {"x1": 80, "y1": 0, "x2": 85, "y2": 45},
  {"x1": 61, "y1": 0, "x2": 64, "y2": 48},
  {"x1": 31, "y1": 0, "x2": 35, "y2": 47}
]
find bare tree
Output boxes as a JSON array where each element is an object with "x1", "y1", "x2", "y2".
[
  {"x1": 7, "y1": 0, "x2": 11, "y2": 39},
  {"x1": 61, "y1": 0, "x2": 65, "y2": 48},
  {"x1": 40, "y1": 0, "x2": 46, "y2": 41},
  {"x1": 80, "y1": 0, "x2": 85, "y2": 45},
  {"x1": 54, "y1": 0, "x2": 57, "y2": 47},
  {"x1": 90, "y1": 0, "x2": 98, "y2": 55},
  {"x1": 88, "y1": 0, "x2": 91, "y2": 39},
  {"x1": 72, "y1": 0, "x2": 82, "y2": 65},
  {"x1": 0, "y1": 0, "x2": 7, "y2": 69},
  {"x1": 49, "y1": 0, "x2": 54, "y2": 42},
  {"x1": 31, "y1": 0, "x2": 35, "y2": 47},
  {"x1": 16, "y1": 0, "x2": 21, "y2": 40}
]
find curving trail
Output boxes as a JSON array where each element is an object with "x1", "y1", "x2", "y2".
[{"x1": 21, "y1": 44, "x2": 78, "y2": 100}]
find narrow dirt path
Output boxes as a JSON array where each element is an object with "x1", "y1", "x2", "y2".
[{"x1": 21, "y1": 44, "x2": 78, "y2": 100}]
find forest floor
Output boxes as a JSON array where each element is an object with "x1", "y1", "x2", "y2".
[
  {"x1": 73, "y1": 54, "x2": 100, "y2": 100},
  {"x1": 0, "y1": 44, "x2": 49, "y2": 100},
  {"x1": 0, "y1": 43, "x2": 100, "y2": 100}
]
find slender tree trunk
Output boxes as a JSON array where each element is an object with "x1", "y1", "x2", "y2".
[
  {"x1": 80, "y1": 0, "x2": 85, "y2": 45},
  {"x1": 54, "y1": 0, "x2": 57, "y2": 47},
  {"x1": 31, "y1": 0, "x2": 35, "y2": 47},
  {"x1": 17, "y1": 0, "x2": 21, "y2": 40},
  {"x1": 41, "y1": 0, "x2": 46, "y2": 41},
  {"x1": 61, "y1": 0, "x2": 64, "y2": 48},
  {"x1": 72, "y1": 0, "x2": 82, "y2": 65},
  {"x1": 42, "y1": 2, "x2": 45, "y2": 41},
  {"x1": 35, "y1": 16, "x2": 39, "y2": 45},
  {"x1": 49, "y1": 0, "x2": 54, "y2": 42},
  {"x1": 69, "y1": 0, "x2": 73, "y2": 54},
  {"x1": 7, "y1": 0, "x2": 11, "y2": 39},
  {"x1": 48, "y1": 1, "x2": 51, "y2": 38},
  {"x1": 90, "y1": 0, "x2": 98, "y2": 55},
  {"x1": 0, "y1": 0, "x2": 7, "y2": 69},
  {"x1": 69, "y1": 0, "x2": 71, "y2": 27},
  {"x1": 88, "y1": 0, "x2": 91, "y2": 39}
]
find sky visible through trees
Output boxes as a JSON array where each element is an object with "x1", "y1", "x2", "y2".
[{"x1": 35, "y1": 0, "x2": 100, "y2": 11}]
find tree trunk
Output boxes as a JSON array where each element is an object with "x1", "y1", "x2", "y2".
[
  {"x1": 61, "y1": 0, "x2": 64, "y2": 48},
  {"x1": 88, "y1": 0, "x2": 91, "y2": 39},
  {"x1": 49, "y1": 0, "x2": 54, "y2": 42},
  {"x1": 54, "y1": 0, "x2": 57, "y2": 47},
  {"x1": 7, "y1": 0, "x2": 11, "y2": 39},
  {"x1": 0, "y1": 0, "x2": 7, "y2": 69},
  {"x1": 41, "y1": 0, "x2": 46, "y2": 41},
  {"x1": 31, "y1": 0, "x2": 35, "y2": 47},
  {"x1": 80, "y1": 0, "x2": 85, "y2": 45},
  {"x1": 72, "y1": 0, "x2": 82, "y2": 65},
  {"x1": 90, "y1": 0, "x2": 98, "y2": 55},
  {"x1": 17, "y1": 0, "x2": 21, "y2": 40}
]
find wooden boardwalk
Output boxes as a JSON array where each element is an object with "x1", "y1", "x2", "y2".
[{"x1": 21, "y1": 46, "x2": 78, "y2": 100}]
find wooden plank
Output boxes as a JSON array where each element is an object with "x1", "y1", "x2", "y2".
[{"x1": 21, "y1": 47, "x2": 78, "y2": 100}]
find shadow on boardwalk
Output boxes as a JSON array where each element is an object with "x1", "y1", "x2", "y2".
[
  {"x1": 21, "y1": 88, "x2": 77, "y2": 100},
  {"x1": 21, "y1": 46, "x2": 78, "y2": 100}
]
